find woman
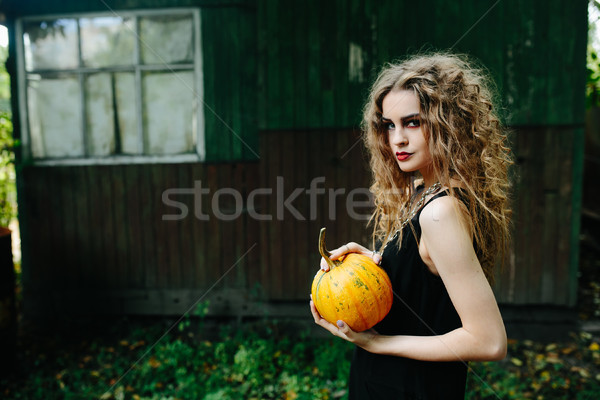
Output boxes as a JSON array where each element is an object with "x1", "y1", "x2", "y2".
[{"x1": 310, "y1": 53, "x2": 512, "y2": 399}]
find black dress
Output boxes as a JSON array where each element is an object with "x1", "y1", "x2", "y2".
[{"x1": 348, "y1": 191, "x2": 468, "y2": 400}]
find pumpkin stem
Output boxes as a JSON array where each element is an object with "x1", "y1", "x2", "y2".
[{"x1": 319, "y1": 227, "x2": 338, "y2": 271}]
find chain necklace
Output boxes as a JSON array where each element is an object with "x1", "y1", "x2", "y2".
[{"x1": 378, "y1": 182, "x2": 442, "y2": 253}]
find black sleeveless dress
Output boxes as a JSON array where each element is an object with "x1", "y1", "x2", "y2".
[{"x1": 348, "y1": 191, "x2": 467, "y2": 400}]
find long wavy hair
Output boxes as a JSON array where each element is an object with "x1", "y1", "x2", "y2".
[{"x1": 362, "y1": 52, "x2": 512, "y2": 282}]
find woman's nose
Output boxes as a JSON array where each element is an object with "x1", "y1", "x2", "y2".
[{"x1": 390, "y1": 128, "x2": 407, "y2": 146}]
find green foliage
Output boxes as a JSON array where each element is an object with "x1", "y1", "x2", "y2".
[
  {"x1": 0, "y1": 43, "x2": 15, "y2": 227},
  {"x1": 587, "y1": 46, "x2": 600, "y2": 108},
  {"x1": 588, "y1": 1, "x2": 600, "y2": 108},
  {"x1": 0, "y1": 46, "x2": 10, "y2": 102},
  {"x1": 1, "y1": 317, "x2": 599, "y2": 400},
  {"x1": 466, "y1": 332, "x2": 600, "y2": 399},
  {"x1": 0, "y1": 111, "x2": 15, "y2": 227}
]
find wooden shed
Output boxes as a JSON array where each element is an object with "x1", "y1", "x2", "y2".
[{"x1": 0, "y1": 0, "x2": 587, "y2": 320}]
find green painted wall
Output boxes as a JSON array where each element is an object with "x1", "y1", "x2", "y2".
[{"x1": 257, "y1": 0, "x2": 587, "y2": 130}]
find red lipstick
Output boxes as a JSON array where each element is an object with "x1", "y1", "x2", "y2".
[{"x1": 396, "y1": 152, "x2": 412, "y2": 161}]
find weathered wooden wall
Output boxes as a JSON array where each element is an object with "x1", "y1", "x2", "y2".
[
  {"x1": 4, "y1": 0, "x2": 588, "y2": 316},
  {"x1": 494, "y1": 126, "x2": 583, "y2": 305},
  {"x1": 19, "y1": 129, "x2": 373, "y2": 316},
  {"x1": 256, "y1": 0, "x2": 587, "y2": 129}
]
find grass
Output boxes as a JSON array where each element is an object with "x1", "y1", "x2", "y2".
[{"x1": 1, "y1": 309, "x2": 599, "y2": 400}]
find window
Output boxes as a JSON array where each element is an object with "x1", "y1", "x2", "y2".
[{"x1": 16, "y1": 9, "x2": 204, "y2": 164}]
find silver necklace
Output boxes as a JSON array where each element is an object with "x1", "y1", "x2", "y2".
[{"x1": 378, "y1": 182, "x2": 442, "y2": 253}]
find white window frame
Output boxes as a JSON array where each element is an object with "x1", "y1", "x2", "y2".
[{"x1": 15, "y1": 8, "x2": 205, "y2": 166}]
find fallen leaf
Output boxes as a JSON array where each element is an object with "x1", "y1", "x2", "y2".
[
  {"x1": 148, "y1": 356, "x2": 161, "y2": 368},
  {"x1": 511, "y1": 357, "x2": 523, "y2": 366},
  {"x1": 561, "y1": 347, "x2": 575, "y2": 355},
  {"x1": 545, "y1": 343, "x2": 557, "y2": 352}
]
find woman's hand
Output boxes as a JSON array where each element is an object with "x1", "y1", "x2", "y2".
[
  {"x1": 319, "y1": 242, "x2": 382, "y2": 271},
  {"x1": 309, "y1": 295, "x2": 378, "y2": 350}
]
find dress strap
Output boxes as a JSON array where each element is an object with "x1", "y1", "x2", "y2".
[{"x1": 418, "y1": 190, "x2": 449, "y2": 213}]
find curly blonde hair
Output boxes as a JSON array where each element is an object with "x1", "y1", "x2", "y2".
[{"x1": 362, "y1": 52, "x2": 512, "y2": 281}]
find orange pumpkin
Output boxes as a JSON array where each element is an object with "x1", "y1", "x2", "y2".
[{"x1": 311, "y1": 228, "x2": 393, "y2": 332}]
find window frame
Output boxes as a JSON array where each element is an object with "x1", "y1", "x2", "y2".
[{"x1": 15, "y1": 8, "x2": 205, "y2": 166}]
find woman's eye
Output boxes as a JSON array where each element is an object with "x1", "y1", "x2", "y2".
[
  {"x1": 405, "y1": 119, "x2": 420, "y2": 128},
  {"x1": 386, "y1": 122, "x2": 395, "y2": 131}
]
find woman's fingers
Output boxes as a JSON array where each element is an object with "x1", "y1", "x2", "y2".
[
  {"x1": 320, "y1": 242, "x2": 381, "y2": 271},
  {"x1": 310, "y1": 299, "x2": 336, "y2": 331},
  {"x1": 310, "y1": 296, "x2": 356, "y2": 340}
]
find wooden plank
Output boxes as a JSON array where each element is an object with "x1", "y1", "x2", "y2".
[
  {"x1": 269, "y1": 132, "x2": 284, "y2": 299},
  {"x1": 294, "y1": 130, "x2": 310, "y2": 299},
  {"x1": 265, "y1": 0, "x2": 282, "y2": 129},
  {"x1": 123, "y1": 164, "x2": 144, "y2": 287},
  {"x1": 232, "y1": 163, "x2": 246, "y2": 289},
  {"x1": 72, "y1": 166, "x2": 95, "y2": 288},
  {"x1": 333, "y1": 128, "x2": 349, "y2": 243},
  {"x1": 333, "y1": 0, "x2": 348, "y2": 127},
  {"x1": 292, "y1": 0, "x2": 308, "y2": 128},
  {"x1": 256, "y1": 0, "x2": 268, "y2": 130},
  {"x1": 279, "y1": 130, "x2": 297, "y2": 299},
  {"x1": 257, "y1": 132, "x2": 271, "y2": 298},
  {"x1": 540, "y1": 128, "x2": 559, "y2": 303},
  {"x1": 24, "y1": 168, "x2": 48, "y2": 293},
  {"x1": 201, "y1": 9, "x2": 231, "y2": 161},
  {"x1": 100, "y1": 166, "x2": 118, "y2": 288},
  {"x1": 305, "y1": 0, "x2": 322, "y2": 128},
  {"x1": 228, "y1": 10, "x2": 244, "y2": 160},
  {"x1": 111, "y1": 166, "x2": 129, "y2": 289},
  {"x1": 541, "y1": 191, "x2": 558, "y2": 303},
  {"x1": 319, "y1": 1, "x2": 335, "y2": 127},
  {"x1": 151, "y1": 164, "x2": 169, "y2": 288},
  {"x1": 244, "y1": 162, "x2": 261, "y2": 293},
  {"x1": 46, "y1": 168, "x2": 66, "y2": 286},
  {"x1": 240, "y1": 4, "x2": 259, "y2": 160},
  {"x1": 278, "y1": 0, "x2": 294, "y2": 129},
  {"x1": 514, "y1": 129, "x2": 534, "y2": 303},
  {"x1": 176, "y1": 162, "x2": 195, "y2": 288},
  {"x1": 163, "y1": 163, "x2": 183, "y2": 288},
  {"x1": 433, "y1": 0, "x2": 461, "y2": 50},
  {"x1": 567, "y1": 128, "x2": 584, "y2": 306},
  {"x1": 555, "y1": 127, "x2": 578, "y2": 306},
  {"x1": 205, "y1": 164, "x2": 222, "y2": 287},
  {"x1": 528, "y1": 130, "x2": 546, "y2": 304},
  {"x1": 140, "y1": 164, "x2": 157, "y2": 288},
  {"x1": 190, "y1": 163, "x2": 209, "y2": 289},
  {"x1": 217, "y1": 163, "x2": 236, "y2": 288}
]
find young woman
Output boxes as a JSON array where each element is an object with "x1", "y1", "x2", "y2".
[{"x1": 310, "y1": 53, "x2": 512, "y2": 399}]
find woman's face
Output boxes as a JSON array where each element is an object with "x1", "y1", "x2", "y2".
[{"x1": 381, "y1": 89, "x2": 433, "y2": 183}]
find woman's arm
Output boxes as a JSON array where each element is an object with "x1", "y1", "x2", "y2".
[{"x1": 310, "y1": 196, "x2": 507, "y2": 362}]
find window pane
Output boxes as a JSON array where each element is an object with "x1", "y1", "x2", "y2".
[
  {"x1": 24, "y1": 19, "x2": 79, "y2": 71},
  {"x1": 143, "y1": 71, "x2": 195, "y2": 155},
  {"x1": 80, "y1": 17, "x2": 136, "y2": 68},
  {"x1": 85, "y1": 73, "x2": 115, "y2": 156},
  {"x1": 114, "y1": 73, "x2": 139, "y2": 155},
  {"x1": 140, "y1": 15, "x2": 193, "y2": 64},
  {"x1": 27, "y1": 76, "x2": 83, "y2": 158}
]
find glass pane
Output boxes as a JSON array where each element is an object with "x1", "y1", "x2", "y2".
[
  {"x1": 140, "y1": 15, "x2": 193, "y2": 64},
  {"x1": 80, "y1": 17, "x2": 136, "y2": 68},
  {"x1": 27, "y1": 75, "x2": 83, "y2": 158},
  {"x1": 85, "y1": 73, "x2": 115, "y2": 156},
  {"x1": 23, "y1": 19, "x2": 79, "y2": 71},
  {"x1": 114, "y1": 73, "x2": 139, "y2": 154},
  {"x1": 143, "y1": 71, "x2": 195, "y2": 155}
]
